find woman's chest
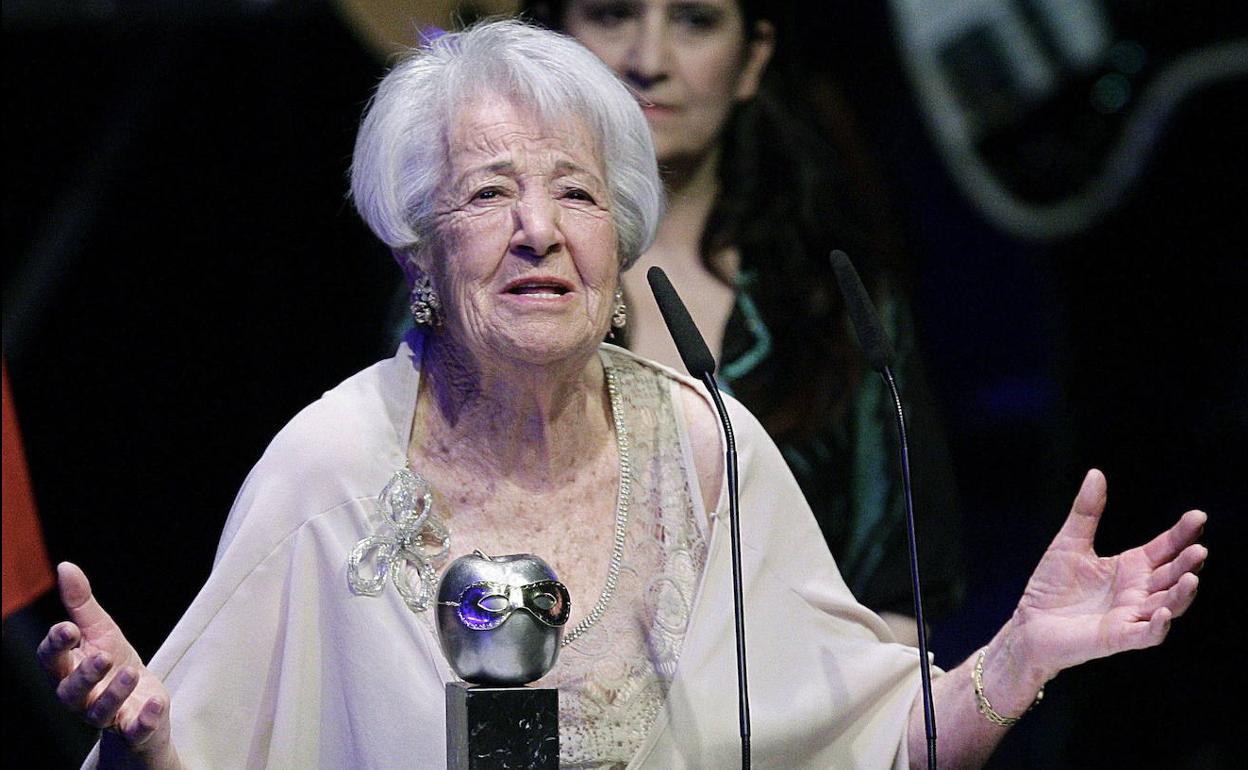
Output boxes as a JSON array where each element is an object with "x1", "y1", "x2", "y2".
[{"x1": 428, "y1": 465, "x2": 623, "y2": 630}]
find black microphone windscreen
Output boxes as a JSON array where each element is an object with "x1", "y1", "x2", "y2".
[
  {"x1": 646, "y1": 266, "x2": 718, "y2": 378},
  {"x1": 830, "y1": 250, "x2": 896, "y2": 372}
]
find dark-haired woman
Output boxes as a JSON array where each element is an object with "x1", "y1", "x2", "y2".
[{"x1": 528, "y1": 0, "x2": 964, "y2": 643}]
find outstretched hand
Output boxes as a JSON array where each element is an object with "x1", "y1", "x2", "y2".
[
  {"x1": 1014, "y1": 469, "x2": 1207, "y2": 678},
  {"x1": 36, "y1": 562, "x2": 175, "y2": 764}
]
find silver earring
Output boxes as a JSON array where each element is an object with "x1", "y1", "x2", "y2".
[
  {"x1": 409, "y1": 273, "x2": 443, "y2": 328},
  {"x1": 611, "y1": 288, "x2": 627, "y2": 329}
]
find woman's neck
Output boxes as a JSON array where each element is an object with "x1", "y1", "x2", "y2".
[
  {"x1": 651, "y1": 146, "x2": 722, "y2": 264},
  {"x1": 620, "y1": 145, "x2": 740, "y2": 369},
  {"x1": 412, "y1": 334, "x2": 612, "y2": 484}
]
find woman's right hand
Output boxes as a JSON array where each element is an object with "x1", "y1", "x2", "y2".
[{"x1": 36, "y1": 562, "x2": 180, "y2": 768}]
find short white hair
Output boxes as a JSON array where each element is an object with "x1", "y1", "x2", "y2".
[{"x1": 350, "y1": 19, "x2": 663, "y2": 273}]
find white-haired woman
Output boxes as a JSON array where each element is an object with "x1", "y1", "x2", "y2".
[{"x1": 39, "y1": 20, "x2": 1206, "y2": 769}]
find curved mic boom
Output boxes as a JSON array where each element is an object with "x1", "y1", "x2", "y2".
[
  {"x1": 647, "y1": 266, "x2": 752, "y2": 770},
  {"x1": 830, "y1": 250, "x2": 938, "y2": 770}
]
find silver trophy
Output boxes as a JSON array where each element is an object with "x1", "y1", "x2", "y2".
[
  {"x1": 436, "y1": 551, "x2": 570, "y2": 685},
  {"x1": 438, "y1": 551, "x2": 568, "y2": 769}
]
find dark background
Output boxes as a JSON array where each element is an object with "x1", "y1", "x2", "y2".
[{"x1": 4, "y1": 1, "x2": 1243, "y2": 767}]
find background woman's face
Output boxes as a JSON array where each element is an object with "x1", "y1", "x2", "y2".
[
  {"x1": 565, "y1": 0, "x2": 772, "y2": 165},
  {"x1": 425, "y1": 98, "x2": 619, "y2": 367}
]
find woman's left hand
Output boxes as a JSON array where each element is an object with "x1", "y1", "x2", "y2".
[{"x1": 1011, "y1": 468, "x2": 1206, "y2": 679}]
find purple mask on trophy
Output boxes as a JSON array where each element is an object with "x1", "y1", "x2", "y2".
[
  {"x1": 435, "y1": 551, "x2": 570, "y2": 685},
  {"x1": 446, "y1": 580, "x2": 571, "y2": 631}
]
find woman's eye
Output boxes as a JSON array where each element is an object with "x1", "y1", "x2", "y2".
[
  {"x1": 562, "y1": 188, "x2": 596, "y2": 204},
  {"x1": 471, "y1": 187, "x2": 504, "y2": 202},
  {"x1": 672, "y1": 5, "x2": 723, "y2": 33},
  {"x1": 583, "y1": 2, "x2": 638, "y2": 27}
]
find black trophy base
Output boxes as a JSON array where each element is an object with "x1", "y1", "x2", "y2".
[{"x1": 445, "y1": 681, "x2": 559, "y2": 770}]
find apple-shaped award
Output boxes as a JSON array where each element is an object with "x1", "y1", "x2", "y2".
[{"x1": 437, "y1": 551, "x2": 569, "y2": 770}]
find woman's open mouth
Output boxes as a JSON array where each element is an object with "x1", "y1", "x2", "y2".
[{"x1": 502, "y1": 277, "x2": 574, "y2": 300}]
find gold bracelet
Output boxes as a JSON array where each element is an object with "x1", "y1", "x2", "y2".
[{"x1": 972, "y1": 647, "x2": 1044, "y2": 727}]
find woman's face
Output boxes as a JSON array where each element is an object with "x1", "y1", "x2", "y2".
[
  {"x1": 422, "y1": 98, "x2": 619, "y2": 367},
  {"x1": 565, "y1": 0, "x2": 773, "y2": 164}
]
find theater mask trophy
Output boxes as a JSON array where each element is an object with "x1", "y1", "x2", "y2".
[{"x1": 437, "y1": 551, "x2": 569, "y2": 770}]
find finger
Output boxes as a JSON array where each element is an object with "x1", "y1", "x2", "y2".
[
  {"x1": 1054, "y1": 469, "x2": 1108, "y2": 548},
  {"x1": 1142, "y1": 572, "x2": 1200, "y2": 620},
  {"x1": 57, "y1": 562, "x2": 116, "y2": 633},
  {"x1": 1146, "y1": 543, "x2": 1208, "y2": 593},
  {"x1": 1114, "y1": 605, "x2": 1170, "y2": 653},
  {"x1": 83, "y1": 667, "x2": 139, "y2": 729},
  {"x1": 55, "y1": 652, "x2": 112, "y2": 711},
  {"x1": 1141, "y1": 509, "x2": 1208, "y2": 568},
  {"x1": 35, "y1": 622, "x2": 82, "y2": 679},
  {"x1": 119, "y1": 696, "x2": 168, "y2": 748},
  {"x1": 1144, "y1": 607, "x2": 1174, "y2": 649}
]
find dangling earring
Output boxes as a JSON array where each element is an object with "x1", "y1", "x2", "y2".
[
  {"x1": 611, "y1": 287, "x2": 627, "y2": 329},
  {"x1": 409, "y1": 272, "x2": 443, "y2": 328}
]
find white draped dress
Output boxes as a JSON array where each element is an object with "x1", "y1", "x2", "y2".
[{"x1": 83, "y1": 335, "x2": 932, "y2": 769}]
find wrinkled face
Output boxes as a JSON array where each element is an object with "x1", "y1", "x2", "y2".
[
  {"x1": 423, "y1": 98, "x2": 619, "y2": 366},
  {"x1": 565, "y1": 0, "x2": 772, "y2": 164}
]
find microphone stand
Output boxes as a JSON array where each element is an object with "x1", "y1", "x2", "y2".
[
  {"x1": 646, "y1": 266, "x2": 751, "y2": 769},
  {"x1": 701, "y1": 371, "x2": 751, "y2": 770},
  {"x1": 882, "y1": 366, "x2": 937, "y2": 770},
  {"x1": 829, "y1": 249, "x2": 937, "y2": 769}
]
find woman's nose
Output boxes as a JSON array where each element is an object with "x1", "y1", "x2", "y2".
[
  {"x1": 510, "y1": 194, "x2": 563, "y2": 259},
  {"x1": 622, "y1": 17, "x2": 669, "y2": 89}
]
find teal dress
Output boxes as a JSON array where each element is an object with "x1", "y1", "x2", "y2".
[{"x1": 718, "y1": 271, "x2": 965, "y2": 620}]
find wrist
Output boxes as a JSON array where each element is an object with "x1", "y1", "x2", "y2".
[
  {"x1": 1000, "y1": 608, "x2": 1060, "y2": 685},
  {"x1": 977, "y1": 618, "x2": 1053, "y2": 718},
  {"x1": 973, "y1": 646, "x2": 1044, "y2": 726}
]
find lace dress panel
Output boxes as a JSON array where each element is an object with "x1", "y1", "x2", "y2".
[{"x1": 549, "y1": 350, "x2": 710, "y2": 769}]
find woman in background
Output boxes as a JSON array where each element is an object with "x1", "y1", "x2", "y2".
[{"x1": 527, "y1": 0, "x2": 963, "y2": 642}]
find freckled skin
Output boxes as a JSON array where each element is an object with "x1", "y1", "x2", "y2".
[{"x1": 421, "y1": 99, "x2": 620, "y2": 370}]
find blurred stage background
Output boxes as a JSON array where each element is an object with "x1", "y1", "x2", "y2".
[{"x1": 4, "y1": 1, "x2": 1243, "y2": 767}]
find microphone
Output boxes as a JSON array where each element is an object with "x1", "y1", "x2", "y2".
[
  {"x1": 647, "y1": 266, "x2": 752, "y2": 770},
  {"x1": 829, "y1": 250, "x2": 896, "y2": 372},
  {"x1": 646, "y1": 267, "x2": 717, "y2": 378},
  {"x1": 829, "y1": 250, "x2": 938, "y2": 770}
]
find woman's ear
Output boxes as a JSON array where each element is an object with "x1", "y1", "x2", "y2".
[
  {"x1": 735, "y1": 20, "x2": 776, "y2": 102},
  {"x1": 394, "y1": 245, "x2": 428, "y2": 287}
]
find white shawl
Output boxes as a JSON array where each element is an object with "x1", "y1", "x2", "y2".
[{"x1": 84, "y1": 339, "x2": 929, "y2": 769}]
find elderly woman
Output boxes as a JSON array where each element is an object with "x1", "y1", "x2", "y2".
[{"x1": 39, "y1": 20, "x2": 1205, "y2": 769}]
